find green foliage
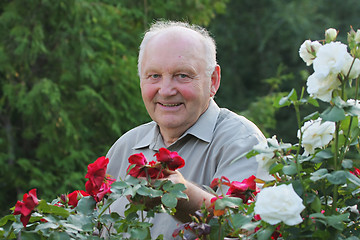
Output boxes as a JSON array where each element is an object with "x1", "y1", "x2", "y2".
[{"x1": 0, "y1": 0, "x2": 228, "y2": 216}]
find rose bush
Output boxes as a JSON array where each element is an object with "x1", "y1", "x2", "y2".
[
  {"x1": 0, "y1": 148, "x2": 187, "y2": 239},
  {"x1": 1, "y1": 27, "x2": 360, "y2": 239}
]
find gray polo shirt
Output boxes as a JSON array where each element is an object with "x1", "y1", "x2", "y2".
[{"x1": 106, "y1": 99, "x2": 266, "y2": 239}]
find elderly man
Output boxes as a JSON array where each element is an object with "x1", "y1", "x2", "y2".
[{"x1": 106, "y1": 20, "x2": 266, "y2": 239}]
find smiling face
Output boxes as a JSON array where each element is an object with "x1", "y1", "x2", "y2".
[{"x1": 139, "y1": 28, "x2": 220, "y2": 144}]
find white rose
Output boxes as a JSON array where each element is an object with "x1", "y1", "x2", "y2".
[
  {"x1": 299, "y1": 40, "x2": 322, "y2": 66},
  {"x1": 254, "y1": 136, "x2": 278, "y2": 171},
  {"x1": 298, "y1": 117, "x2": 335, "y2": 156},
  {"x1": 341, "y1": 55, "x2": 360, "y2": 80},
  {"x1": 255, "y1": 152, "x2": 276, "y2": 172},
  {"x1": 346, "y1": 99, "x2": 360, "y2": 110},
  {"x1": 313, "y1": 42, "x2": 349, "y2": 77},
  {"x1": 306, "y1": 72, "x2": 341, "y2": 102},
  {"x1": 346, "y1": 99, "x2": 360, "y2": 125},
  {"x1": 267, "y1": 135, "x2": 280, "y2": 148},
  {"x1": 325, "y1": 28, "x2": 338, "y2": 42},
  {"x1": 254, "y1": 184, "x2": 305, "y2": 226}
]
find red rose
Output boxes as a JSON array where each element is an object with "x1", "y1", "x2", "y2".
[
  {"x1": 127, "y1": 153, "x2": 165, "y2": 179},
  {"x1": 68, "y1": 190, "x2": 90, "y2": 207},
  {"x1": 226, "y1": 175, "x2": 259, "y2": 204},
  {"x1": 13, "y1": 189, "x2": 39, "y2": 227},
  {"x1": 154, "y1": 148, "x2": 185, "y2": 170},
  {"x1": 350, "y1": 167, "x2": 360, "y2": 177},
  {"x1": 127, "y1": 153, "x2": 148, "y2": 177},
  {"x1": 129, "y1": 153, "x2": 147, "y2": 166},
  {"x1": 210, "y1": 176, "x2": 231, "y2": 189},
  {"x1": 85, "y1": 156, "x2": 109, "y2": 190},
  {"x1": 127, "y1": 149, "x2": 185, "y2": 180},
  {"x1": 94, "y1": 177, "x2": 116, "y2": 202},
  {"x1": 145, "y1": 161, "x2": 165, "y2": 179}
]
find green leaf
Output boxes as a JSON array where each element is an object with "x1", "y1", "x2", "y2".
[
  {"x1": 136, "y1": 186, "x2": 163, "y2": 198},
  {"x1": 342, "y1": 159, "x2": 353, "y2": 169},
  {"x1": 129, "y1": 226, "x2": 151, "y2": 240},
  {"x1": 347, "y1": 105, "x2": 360, "y2": 116},
  {"x1": 75, "y1": 197, "x2": 96, "y2": 215},
  {"x1": 326, "y1": 213, "x2": 349, "y2": 230},
  {"x1": 215, "y1": 196, "x2": 243, "y2": 210},
  {"x1": 303, "y1": 111, "x2": 320, "y2": 121},
  {"x1": 110, "y1": 181, "x2": 129, "y2": 190},
  {"x1": 283, "y1": 162, "x2": 297, "y2": 175},
  {"x1": 0, "y1": 215, "x2": 15, "y2": 227},
  {"x1": 49, "y1": 232, "x2": 71, "y2": 240},
  {"x1": 168, "y1": 183, "x2": 187, "y2": 192},
  {"x1": 37, "y1": 200, "x2": 70, "y2": 218},
  {"x1": 309, "y1": 213, "x2": 326, "y2": 219},
  {"x1": 310, "y1": 169, "x2": 329, "y2": 182},
  {"x1": 68, "y1": 214, "x2": 94, "y2": 231},
  {"x1": 256, "y1": 225, "x2": 276, "y2": 240},
  {"x1": 269, "y1": 163, "x2": 284, "y2": 174},
  {"x1": 276, "y1": 89, "x2": 297, "y2": 107},
  {"x1": 230, "y1": 213, "x2": 253, "y2": 229},
  {"x1": 346, "y1": 171, "x2": 360, "y2": 186},
  {"x1": 312, "y1": 150, "x2": 333, "y2": 163},
  {"x1": 320, "y1": 106, "x2": 346, "y2": 122},
  {"x1": 19, "y1": 231, "x2": 42, "y2": 240},
  {"x1": 35, "y1": 221, "x2": 59, "y2": 231},
  {"x1": 162, "y1": 180, "x2": 175, "y2": 191},
  {"x1": 161, "y1": 193, "x2": 177, "y2": 208},
  {"x1": 311, "y1": 196, "x2": 321, "y2": 212},
  {"x1": 327, "y1": 170, "x2": 347, "y2": 185},
  {"x1": 292, "y1": 179, "x2": 304, "y2": 196},
  {"x1": 307, "y1": 97, "x2": 319, "y2": 107}
]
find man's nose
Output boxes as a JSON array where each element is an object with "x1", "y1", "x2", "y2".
[{"x1": 158, "y1": 77, "x2": 177, "y2": 96}]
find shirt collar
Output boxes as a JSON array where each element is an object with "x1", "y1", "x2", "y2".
[{"x1": 133, "y1": 98, "x2": 220, "y2": 150}]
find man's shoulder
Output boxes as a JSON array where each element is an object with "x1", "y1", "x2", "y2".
[
  {"x1": 216, "y1": 108, "x2": 263, "y2": 137},
  {"x1": 107, "y1": 121, "x2": 155, "y2": 155},
  {"x1": 121, "y1": 121, "x2": 156, "y2": 139}
]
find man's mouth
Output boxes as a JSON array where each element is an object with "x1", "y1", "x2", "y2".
[{"x1": 159, "y1": 103, "x2": 182, "y2": 107}]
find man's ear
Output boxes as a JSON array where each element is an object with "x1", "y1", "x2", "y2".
[{"x1": 210, "y1": 65, "x2": 221, "y2": 97}]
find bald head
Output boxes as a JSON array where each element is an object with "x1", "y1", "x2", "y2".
[{"x1": 138, "y1": 21, "x2": 217, "y2": 77}]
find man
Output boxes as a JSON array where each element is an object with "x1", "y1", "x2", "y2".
[{"x1": 106, "y1": 20, "x2": 266, "y2": 239}]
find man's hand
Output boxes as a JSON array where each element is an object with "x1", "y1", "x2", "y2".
[{"x1": 162, "y1": 169, "x2": 215, "y2": 223}]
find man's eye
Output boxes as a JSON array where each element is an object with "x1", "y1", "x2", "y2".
[
  {"x1": 178, "y1": 74, "x2": 189, "y2": 79},
  {"x1": 151, "y1": 74, "x2": 160, "y2": 79}
]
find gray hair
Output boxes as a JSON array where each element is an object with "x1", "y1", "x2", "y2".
[{"x1": 137, "y1": 20, "x2": 217, "y2": 77}]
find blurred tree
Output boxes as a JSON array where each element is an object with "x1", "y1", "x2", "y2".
[{"x1": 0, "y1": 0, "x2": 228, "y2": 215}]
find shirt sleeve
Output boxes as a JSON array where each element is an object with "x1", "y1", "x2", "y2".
[{"x1": 213, "y1": 131, "x2": 266, "y2": 184}]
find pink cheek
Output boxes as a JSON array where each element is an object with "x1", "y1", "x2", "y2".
[
  {"x1": 141, "y1": 85, "x2": 158, "y2": 100},
  {"x1": 177, "y1": 87, "x2": 198, "y2": 100}
]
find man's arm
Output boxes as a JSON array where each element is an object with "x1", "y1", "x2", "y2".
[{"x1": 166, "y1": 170, "x2": 215, "y2": 223}]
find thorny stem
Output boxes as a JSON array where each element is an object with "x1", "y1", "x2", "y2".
[
  {"x1": 294, "y1": 100, "x2": 307, "y2": 207},
  {"x1": 5, "y1": 225, "x2": 14, "y2": 240},
  {"x1": 355, "y1": 76, "x2": 359, "y2": 101},
  {"x1": 98, "y1": 199, "x2": 114, "y2": 218},
  {"x1": 332, "y1": 121, "x2": 340, "y2": 213}
]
